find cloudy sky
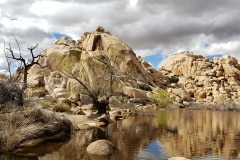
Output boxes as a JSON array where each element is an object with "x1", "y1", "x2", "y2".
[{"x1": 1, "y1": 0, "x2": 240, "y2": 70}]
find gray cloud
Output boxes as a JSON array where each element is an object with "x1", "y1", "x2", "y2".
[
  {"x1": 1, "y1": 0, "x2": 36, "y2": 18},
  {"x1": 1, "y1": 0, "x2": 240, "y2": 70},
  {"x1": 0, "y1": 25, "x2": 54, "y2": 69}
]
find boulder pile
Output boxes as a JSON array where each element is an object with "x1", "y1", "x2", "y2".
[{"x1": 160, "y1": 51, "x2": 240, "y2": 108}]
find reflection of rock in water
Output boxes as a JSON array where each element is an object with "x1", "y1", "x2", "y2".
[
  {"x1": 100, "y1": 109, "x2": 240, "y2": 160},
  {"x1": 39, "y1": 127, "x2": 106, "y2": 160},
  {"x1": 107, "y1": 116, "x2": 162, "y2": 160},
  {"x1": 157, "y1": 109, "x2": 240, "y2": 159}
]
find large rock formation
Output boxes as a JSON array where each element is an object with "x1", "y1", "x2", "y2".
[
  {"x1": 160, "y1": 51, "x2": 240, "y2": 106},
  {"x1": 27, "y1": 27, "x2": 166, "y2": 105}
]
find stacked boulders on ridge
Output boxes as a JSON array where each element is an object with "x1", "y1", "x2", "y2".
[{"x1": 159, "y1": 51, "x2": 240, "y2": 106}]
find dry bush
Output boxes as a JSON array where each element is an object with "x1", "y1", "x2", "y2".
[
  {"x1": 0, "y1": 109, "x2": 72, "y2": 152},
  {"x1": 0, "y1": 81, "x2": 23, "y2": 106},
  {"x1": 0, "y1": 109, "x2": 48, "y2": 151}
]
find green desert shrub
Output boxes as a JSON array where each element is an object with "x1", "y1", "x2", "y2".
[
  {"x1": 151, "y1": 90, "x2": 173, "y2": 108},
  {"x1": 32, "y1": 87, "x2": 46, "y2": 98},
  {"x1": 41, "y1": 101, "x2": 53, "y2": 109},
  {"x1": 41, "y1": 101, "x2": 71, "y2": 112},
  {"x1": 52, "y1": 103, "x2": 71, "y2": 112}
]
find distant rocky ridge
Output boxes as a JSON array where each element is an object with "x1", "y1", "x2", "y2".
[
  {"x1": 160, "y1": 51, "x2": 240, "y2": 109},
  {"x1": 27, "y1": 27, "x2": 240, "y2": 110}
]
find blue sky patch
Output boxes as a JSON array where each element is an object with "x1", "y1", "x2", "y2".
[
  {"x1": 143, "y1": 50, "x2": 164, "y2": 69},
  {"x1": 52, "y1": 32, "x2": 72, "y2": 40},
  {"x1": 207, "y1": 54, "x2": 224, "y2": 60}
]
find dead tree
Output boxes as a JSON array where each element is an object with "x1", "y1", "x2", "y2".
[
  {"x1": 3, "y1": 36, "x2": 47, "y2": 106},
  {"x1": 7, "y1": 40, "x2": 47, "y2": 90}
]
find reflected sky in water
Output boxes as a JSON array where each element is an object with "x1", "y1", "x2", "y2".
[{"x1": 137, "y1": 140, "x2": 167, "y2": 160}]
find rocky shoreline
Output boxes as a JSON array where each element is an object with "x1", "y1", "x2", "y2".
[
  {"x1": 1, "y1": 101, "x2": 239, "y2": 154},
  {"x1": 169, "y1": 101, "x2": 240, "y2": 112}
]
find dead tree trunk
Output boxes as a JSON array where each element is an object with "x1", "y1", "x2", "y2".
[{"x1": 5, "y1": 38, "x2": 47, "y2": 106}]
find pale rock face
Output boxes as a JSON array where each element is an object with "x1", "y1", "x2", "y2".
[
  {"x1": 194, "y1": 90, "x2": 207, "y2": 99},
  {"x1": 162, "y1": 51, "x2": 211, "y2": 77},
  {"x1": 28, "y1": 75, "x2": 44, "y2": 87},
  {"x1": 52, "y1": 87, "x2": 69, "y2": 100},
  {"x1": 169, "y1": 88, "x2": 191, "y2": 102},
  {"x1": 122, "y1": 86, "x2": 148, "y2": 99},
  {"x1": 55, "y1": 36, "x2": 71, "y2": 46}
]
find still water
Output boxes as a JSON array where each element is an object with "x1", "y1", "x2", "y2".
[{"x1": 1, "y1": 109, "x2": 240, "y2": 160}]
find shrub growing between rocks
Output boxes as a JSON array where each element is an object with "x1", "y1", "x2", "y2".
[
  {"x1": 32, "y1": 87, "x2": 46, "y2": 98},
  {"x1": 40, "y1": 101, "x2": 53, "y2": 109},
  {"x1": 40, "y1": 101, "x2": 71, "y2": 112},
  {"x1": 151, "y1": 90, "x2": 173, "y2": 108},
  {"x1": 53, "y1": 103, "x2": 71, "y2": 112},
  {"x1": 0, "y1": 81, "x2": 23, "y2": 106}
]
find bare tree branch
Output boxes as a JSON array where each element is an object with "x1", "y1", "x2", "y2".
[
  {"x1": 6, "y1": 37, "x2": 47, "y2": 90},
  {"x1": 3, "y1": 40, "x2": 12, "y2": 79}
]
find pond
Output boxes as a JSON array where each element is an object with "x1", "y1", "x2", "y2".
[{"x1": 1, "y1": 109, "x2": 240, "y2": 160}]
